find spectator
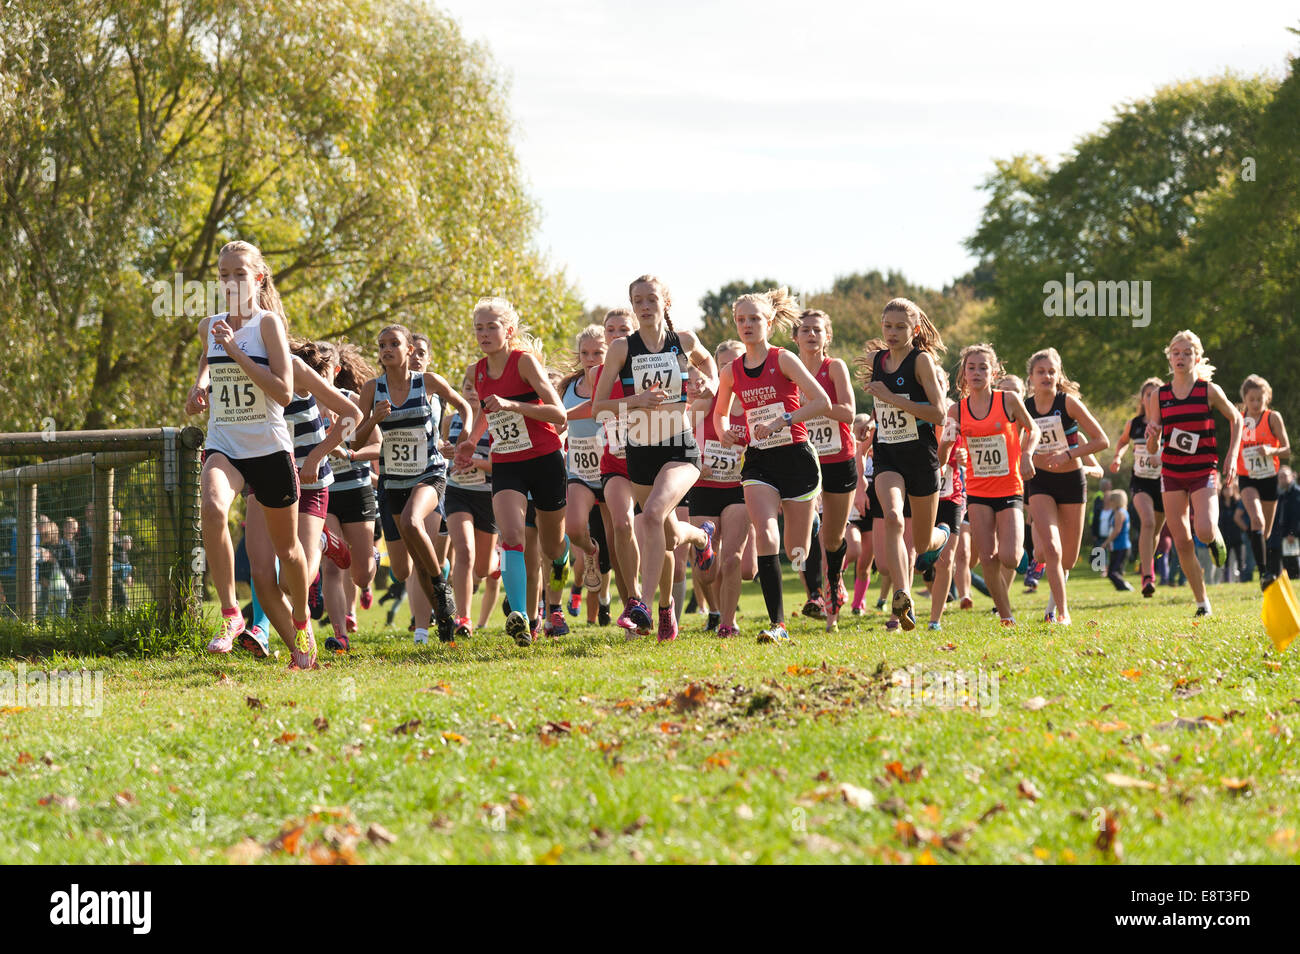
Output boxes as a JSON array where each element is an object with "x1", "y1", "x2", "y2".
[
  {"x1": 56, "y1": 517, "x2": 83, "y2": 608},
  {"x1": 111, "y1": 509, "x2": 133, "y2": 610},
  {"x1": 1090, "y1": 477, "x2": 1113, "y2": 550},
  {"x1": 1222, "y1": 484, "x2": 1247, "y2": 582},
  {"x1": 1103, "y1": 490, "x2": 1133, "y2": 591},
  {"x1": 1267, "y1": 466, "x2": 1300, "y2": 581},
  {"x1": 38, "y1": 518, "x2": 70, "y2": 617}
]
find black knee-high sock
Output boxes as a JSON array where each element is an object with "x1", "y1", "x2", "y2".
[
  {"x1": 826, "y1": 540, "x2": 848, "y2": 585},
  {"x1": 757, "y1": 554, "x2": 784, "y2": 624},
  {"x1": 1249, "y1": 530, "x2": 1267, "y2": 576}
]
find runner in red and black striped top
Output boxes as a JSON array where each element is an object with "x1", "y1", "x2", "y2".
[{"x1": 1143, "y1": 330, "x2": 1242, "y2": 617}]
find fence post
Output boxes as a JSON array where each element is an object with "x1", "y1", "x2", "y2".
[
  {"x1": 177, "y1": 426, "x2": 204, "y2": 617},
  {"x1": 17, "y1": 483, "x2": 37, "y2": 621},
  {"x1": 91, "y1": 463, "x2": 114, "y2": 614},
  {"x1": 155, "y1": 429, "x2": 177, "y2": 622}
]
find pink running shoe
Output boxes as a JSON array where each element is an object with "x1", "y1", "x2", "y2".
[
  {"x1": 657, "y1": 603, "x2": 678, "y2": 642},
  {"x1": 717, "y1": 624, "x2": 739, "y2": 639},
  {"x1": 693, "y1": 521, "x2": 716, "y2": 571},
  {"x1": 617, "y1": 598, "x2": 653, "y2": 637},
  {"x1": 321, "y1": 529, "x2": 351, "y2": 570},
  {"x1": 207, "y1": 611, "x2": 244, "y2": 654},
  {"x1": 345, "y1": 614, "x2": 357, "y2": 634},
  {"x1": 360, "y1": 586, "x2": 373, "y2": 610},
  {"x1": 288, "y1": 621, "x2": 318, "y2": 670}
]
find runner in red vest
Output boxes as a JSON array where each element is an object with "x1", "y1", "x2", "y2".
[{"x1": 1144, "y1": 330, "x2": 1242, "y2": 616}]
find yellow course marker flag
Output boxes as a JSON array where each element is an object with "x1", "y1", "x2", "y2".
[{"x1": 1261, "y1": 570, "x2": 1300, "y2": 652}]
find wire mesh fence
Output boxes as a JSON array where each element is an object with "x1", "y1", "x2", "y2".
[{"x1": 0, "y1": 427, "x2": 203, "y2": 629}]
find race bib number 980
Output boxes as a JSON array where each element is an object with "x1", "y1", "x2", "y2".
[{"x1": 567, "y1": 435, "x2": 602, "y2": 483}]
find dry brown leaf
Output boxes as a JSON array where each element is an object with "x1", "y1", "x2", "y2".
[
  {"x1": 225, "y1": 838, "x2": 265, "y2": 864},
  {"x1": 392, "y1": 718, "x2": 422, "y2": 735},
  {"x1": 441, "y1": 731, "x2": 468, "y2": 745},
  {"x1": 1023, "y1": 696, "x2": 1048, "y2": 711},
  {"x1": 1017, "y1": 780, "x2": 1041, "y2": 801},
  {"x1": 245, "y1": 696, "x2": 263, "y2": 710},
  {"x1": 1220, "y1": 776, "x2": 1254, "y2": 793},
  {"x1": 839, "y1": 783, "x2": 875, "y2": 810},
  {"x1": 1103, "y1": 772, "x2": 1156, "y2": 790},
  {"x1": 312, "y1": 716, "x2": 329, "y2": 733},
  {"x1": 366, "y1": 823, "x2": 397, "y2": 845}
]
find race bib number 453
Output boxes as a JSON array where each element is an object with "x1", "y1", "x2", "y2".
[{"x1": 488, "y1": 409, "x2": 533, "y2": 456}]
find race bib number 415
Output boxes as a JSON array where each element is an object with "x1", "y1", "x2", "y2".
[{"x1": 209, "y1": 363, "x2": 266, "y2": 426}]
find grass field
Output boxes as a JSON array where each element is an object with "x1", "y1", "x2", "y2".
[{"x1": 0, "y1": 569, "x2": 1295, "y2": 865}]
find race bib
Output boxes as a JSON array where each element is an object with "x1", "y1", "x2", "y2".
[
  {"x1": 630, "y1": 352, "x2": 686, "y2": 403},
  {"x1": 567, "y1": 435, "x2": 602, "y2": 483},
  {"x1": 702, "y1": 439, "x2": 742, "y2": 482},
  {"x1": 1133, "y1": 444, "x2": 1161, "y2": 479},
  {"x1": 1244, "y1": 445, "x2": 1274, "y2": 479},
  {"x1": 209, "y1": 363, "x2": 267, "y2": 426},
  {"x1": 327, "y1": 448, "x2": 352, "y2": 473},
  {"x1": 939, "y1": 465, "x2": 954, "y2": 498},
  {"x1": 1035, "y1": 416, "x2": 1068, "y2": 455},
  {"x1": 383, "y1": 427, "x2": 428, "y2": 477},
  {"x1": 1168, "y1": 427, "x2": 1200, "y2": 456},
  {"x1": 967, "y1": 434, "x2": 1009, "y2": 478},
  {"x1": 452, "y1": 459, "x2": 487, "y2": 487},
  {"x1": 806, "y1": 416, "x2": 842, "y2": 457},
  {"x1": 875, "y1": 404, "x2": 919, "y2": 444},
  {"x1": 488, "y1": 409, "x2": 532, "y2": 456},
  {"x1": 746, "y1": 404, "x2": 793, "y2": 450},
  {"x1": 602, "y1": 412, "x2": 627, "y2": 459}
]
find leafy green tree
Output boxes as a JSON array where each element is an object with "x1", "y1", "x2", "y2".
[
  {"x1": 0, "y1": 0, "x2": 580, "y2": 432},
  {"x1": 696, "y1": 278, "x2": 783, "y2": 349}
]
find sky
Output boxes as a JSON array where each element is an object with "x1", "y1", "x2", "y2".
[{"x1": 436, "y1": 0, "x2": 1297, "y2": 327}]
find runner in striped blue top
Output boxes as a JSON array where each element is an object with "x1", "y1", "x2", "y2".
[{"x1": 354, "y1": 323, "x2": 471, "y2": 643}]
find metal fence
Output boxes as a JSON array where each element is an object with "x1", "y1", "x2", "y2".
[{"x1": 0, "y1": 427, "x2": 203, "y2": 625}]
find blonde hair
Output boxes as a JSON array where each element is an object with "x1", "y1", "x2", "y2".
[
  {"x1": 603, "y1": 306, "x2": 637, "y2": 331},
  {"x1": 219, "y1": 240, "x2": 285, "y2": 322},
  {"x1": 955, "y1": 343, "x2": 1004, "y2": 398},
  {"x1": 1240, "y1": 374, "x2": 1272, "y2": 407},
  {"x1": 852, "y1": 337, "x2": 888, "y2": 387},
  {"x1": 1026, "y1": 347, "x2": 1080, "y2": 396},
  {"x1": 714, "y1": 338, "x2": 744, "y2": 363},
  {"x1": 797, "y1": 309, "x2": 833, "y2": 359},
  {"x1": 1106, "y1": 489, "x2": 1128, "y2": 510},
  {"x1": 628, "y1": 275, "x2": 674, "y2": 332},
  {"x1": 1166, "y1": 330, "x2": 1215, "y2": 380},
  {"x1": 560, "y1": 323, "x2": 607, "y2": 392},
  {"x1": 733, "y1": 287, "x2": 802, "y2": 338},
  {"x1": 995, "y1": 374, "x2": 1024, "y2": 397},
  {"x1": 1136, "y1": 377, "x2": 1163, "y2": 417},
  {"x1": 474, "y1": 297, "x2": 544, "y2": 359},
  {"x1": 882, "y1": 298, "x2": 945, "y2": 356}
]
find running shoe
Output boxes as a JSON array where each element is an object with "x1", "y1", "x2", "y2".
[
  {"x1": 875, "y1": 597, "x2": 886, "y2": 611},
  {"x1": 717, "y1": 624, "x2": 739, "y2": 639},
  {"x1": 915, "y1": 524, "x2": 952, "y2": 572},
  {"x1": 454, "y1": 616, "x2": 472, "y2": 640},
  {"x1": 621, "y1": 598, "x2": 653, "y2": 637},
  {"x1": 757, "y1": 622, "x2": 790, "y2": 643},
  {"x1": 705, "y1": 611, "x2": 721, "y2": 632},
  {"x1": 927, "y1": 621, "x2": 942, "y2": 631},
  {"x1": 657, "y1": 603, "x2": 678, "y2": 643},
  {"x1": 826, "y1": 579, "x2": 848, "y2": 618},
  {"x1": 694, "y1": 521, "x2": 716, "y2": 571},
  {"x1": 345, "y1": 614, "x2": 357, "y2": 633},
  {"x1": 891, "y1": 588, "x2": 916, "y2": 632},
  {"x1": 583, "y1": 547, "x2": 602, "y2": 590},
  {"x1": 360, "y1": 586, "x2": 373, "y2": 610},
  {"x1": 207, "y1": 612, "x2": 244, "y2": 654},
  {"x1": 321, "y1": 528, "x2": 351, "y2": 570},
  {"x1": 568, "y1": 590, "x2": 582, "y2": 617},
  {"x1": 1141, "y1": 576, "x2": 1155, "y2": 598},
  {"x1": 1000, "y1": 617, "x2": 1016, "y2": 627},
  {"x1": 506, "y1": 611, "x2": 532, "y2": 646},
  {"x1": 546, "y1": 610, "x2": 570, "y2": 638},
  {"x1": 959, "y1": 597, "x2": 974, "y2": 610},
  {"x1": 1208, "y1": 529, "x2": 1227, "y2": 568},
  {"x1": 308, "y1": 572, "x2": 324, "y2": 619},
  {"x1": 324, "y1": 633, "x2": 350, "y2": 653},
  {"x1": 885, "y1": 618, "x2": 900, "y2": 632},
  {"x1": 802, "y1": 590, "x2": 826, "y2": 620},
  {"x1": 1023, "y1": 561, "x2": 1046, "y2": 588},
  {"x1": 598, "y1": 602, "x2": 611, "y2": 627},
  {"x1": 1195, "y1": 605, "x2": 1212, "y2": 617},
  {"x1": 239, "y1": 623, "x2": 269, "y2": 659},
  {"x1": 289, "y1": 622, "x2": 318, "y2": 670},
  {"x1": 431, "y1": 574, "x2": 457, "y2": 624},
  {"x1": 413, "y1": 628, "x2": 429, "y2": 646}
]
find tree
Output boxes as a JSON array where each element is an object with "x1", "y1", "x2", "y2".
[
  {"x1": 696, "y1": 278, "x2": 783, "y2": 349},
  {"x1": 0, "y1": 0, "x2": 581, "y2": 432}
]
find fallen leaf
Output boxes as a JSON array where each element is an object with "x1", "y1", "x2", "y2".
[
  {"x1": 1092, "y1": 720, "x2": 1130, "y2": 732},
  {"x1": 877, "y1": 796, "x2": 907, "y2": 817},
  {"x1": 917, "y1": 849, "x2": 938, "y2": 865},
  {"x1": 885, "y1": 760, "x2": 925, "y2": 783},
  {"x1": 366, "y1": 823, "x2": 397, "y2": 845},
  {"x1": 0, "y1": 706, "x2": 28, "y2": 715},
  {"x1": 1095, "y1": 809, "x2": 1122, "y2": 859},
  {"x1": 977, "y1": 803, "x2": 1007, "y2": 824},
  {"x1": 37, "y1": 794, "x2": 78, "y2": 810},
  {"x1": 1103, "y1": 772, "x2": 1156, "y2": 790},
  {"x1": 274, "y1": 732, "x2": 297, "y2": 745},
  {"x1": 225, "y1": 838, "x2": 265, "y2": 864},
  {"x1": 536, "y1": 844, "x2": 564, "y2": 865},
  {"x1": 896, "y1": 818, "x2": 920, "y2": 846},
  {"x1": 245, "y1": 696, "x2": 263, "y2": 710},
  {"x1": 313, "y1": 716, "x2": 329, "y2": 733},
  {"x1": 419, "y1": 681, "x2": 453, "y2": 694},
  {"x1": 839, "y1": 783, "x2": 875, "y2": 811},
  {"x1": 940, "y1": 642, "x2": 957, "y2": 652},
  {"x1": 673, "y1": 682, "x2": 710, "y2": 712},
  {"x1": 266, "y1": 824, "x2": 306, "y2": 855},
  {"x1": 1220, "y1": 777, "x2": 1253, "y2": 793},
  {"x1": 622, "y1": 814, "x2": 650, "y2": 835},
  {"x1": 1017, "y1": 780, "x2": 1041, "y2": 801},
  {"x1": 113, "y1": 791, "x2": 136, "y2": 807},
  {"x1": 658, "y1": 721, "x2": 683, "y2": 735},
  {"x1": 1120, "y1": 669, "x2": 1142, "y2": 681},
  {"x1": 16, "y1": 751, "x2": 33, "y2": 765},
  {"x1": 441, "y1": 731, "x2": 468, "y2": 745},
  {"x1": 1023, "y1": 696, "x2": 1048, "y2": 711},
  {"x1": 922, "y1": 803, "x2": 942, "y2": 824},
  {"x1": 392, "y1": 718, "x2": 422, "y2": 735}
]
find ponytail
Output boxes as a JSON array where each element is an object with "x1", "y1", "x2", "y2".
[
  {"x1": 218, "y1": 240, "x2": 286, "y2": 323},
  {"x1": 733, "y1": 287, "x2": 801, "y2": 338}
]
